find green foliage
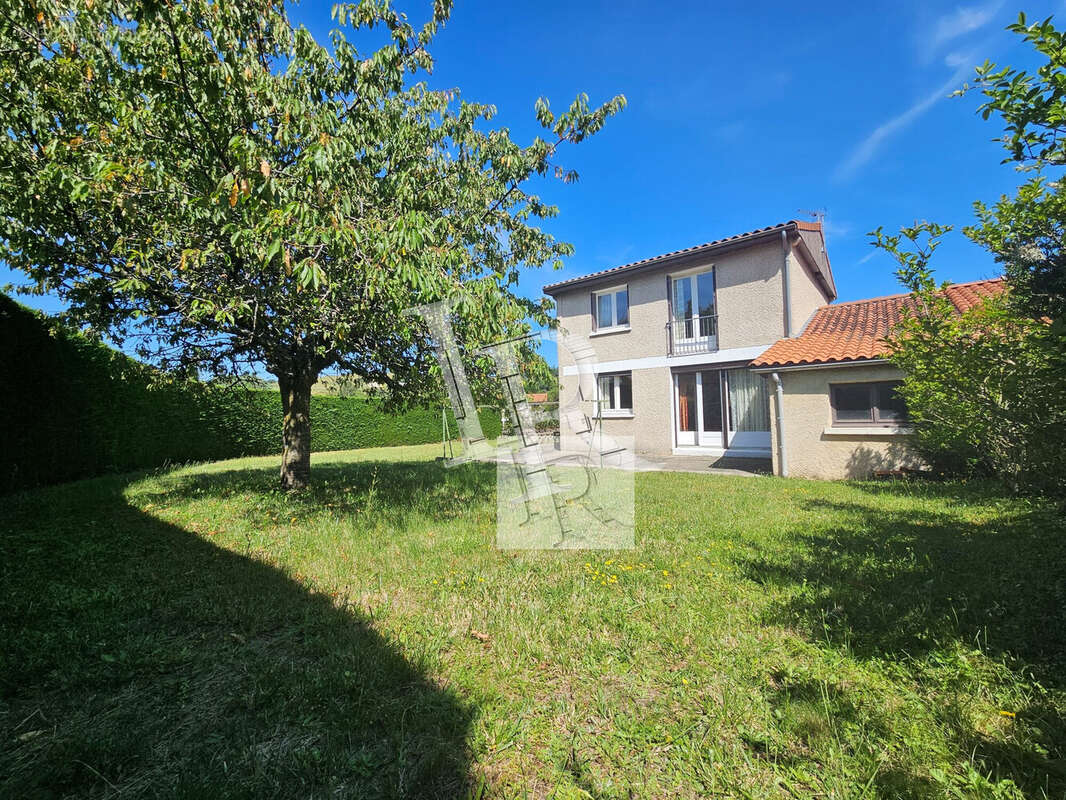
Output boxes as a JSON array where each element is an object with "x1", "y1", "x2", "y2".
[
  {"x1": 871, "y1": 225, "x2": 1066, "y2": 496},
  {"x1": 0, "y1": 295, "x2": 498, "y2": 493},
  {"x1": 0, "y1": 0, "x2": 623, "y2": 404},
  {"x1": 864, "y1": 17, "x2": 1066, "y2": 499},
  {"x1": 964, "y1": 13, "x2": 1066, "y2": 323},
  {"x1": 517, "y1": 343, "x2": 558, "y2": 399}
]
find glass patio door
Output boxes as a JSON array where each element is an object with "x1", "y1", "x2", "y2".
[
  {"x1": 724, "y1": 368, "x2": 771, "y2": 450},
  {"x1": 699, "y1": 370, "x2": 724, "y2": 446},
  {"x1": 675, "y1": 373, "x2": 698, "y2": 445},
  {"x1": 674, "y1": 370, "x2": 726, "y2": 448},
  {"x1": 675, "y1": 369, "x2": 769, "y2": 449}
]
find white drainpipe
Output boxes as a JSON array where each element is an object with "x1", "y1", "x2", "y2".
[
  {"x1": 771, "y1": 371, "x2": 788, "y2": 477},
  {"x1": 781, "y1": 229, "x2": 793, "y2": 337}
]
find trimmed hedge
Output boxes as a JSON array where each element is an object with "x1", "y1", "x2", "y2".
[{"x1": 0, "y1": 295, "x2": 499, "y2": 494}]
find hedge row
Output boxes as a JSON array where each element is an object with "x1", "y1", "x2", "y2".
[{"x1": 0, "y1": 295, "x2": 500, "y2": 494}]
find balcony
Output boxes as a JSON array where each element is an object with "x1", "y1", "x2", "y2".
[{"x1": 666, "y1": 313, "x2": 718, "y2": 356}]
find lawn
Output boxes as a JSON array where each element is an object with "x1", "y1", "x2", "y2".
[{"x1": 1, "y1": 445, "x2": 1064, "y2": 798}]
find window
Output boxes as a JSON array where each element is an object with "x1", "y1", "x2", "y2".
[
  {"x1": 671, "y1": 269, "x2": 716, "y2": 339},
  {"x1": 596, "y1": 372, "x2": 633, "y2": 416},
  {"x1": 830, "y1": 381, "x2": 908, "y2": 425},
  {"x1": 593, "y1": 286, "x2": 629, "y2": 331}
]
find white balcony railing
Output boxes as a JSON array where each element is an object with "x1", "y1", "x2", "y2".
[{"x1": 666, "y1": 313, "x2": 718, "y2": 356}]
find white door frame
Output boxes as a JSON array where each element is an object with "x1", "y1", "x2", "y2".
[{"x1": 674, "y1": 369, "x2": 728, "y2": 448}]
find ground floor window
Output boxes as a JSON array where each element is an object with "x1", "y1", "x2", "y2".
[
  {"x1": 830, "y1": 380, "x2": 907, "y2": 425},
  {"x1": 596, "y1": 372, "x2": 633, "y2": 416}
]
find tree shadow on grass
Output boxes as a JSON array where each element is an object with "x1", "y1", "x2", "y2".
[
  {"x1": 0, "y1": 468, "x2": 477, "y2": 798},
  {"x1": 740, "y1": 480, "x2": 1066, "y2": 798},
  {"x1": 149, "y1": 458, "x2": 497, "y2": 534}
]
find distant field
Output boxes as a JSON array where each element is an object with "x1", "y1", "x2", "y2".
[
  {"x1": 1, "y1": 445, "x2": 1063, "y2": 798},
  {"x1": 258, "y1": 373, "x2": 373, "y2": 396}
]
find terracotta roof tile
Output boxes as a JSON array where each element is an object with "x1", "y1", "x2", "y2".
[{"x1": 752, "y1": 278, "x2": 1005, "y2": 368}]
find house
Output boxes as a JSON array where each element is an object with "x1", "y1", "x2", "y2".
[
  {"x1": 543, "y1": 219, "x2": 1004, "y2": 479},
  {"x1": 750, "y1": 277, "x2": 1003, "y2": 478}
]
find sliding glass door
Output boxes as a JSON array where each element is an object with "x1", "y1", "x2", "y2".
[
  {"x1": 724, "y1": 368, "x2": 772, "y2": 450},
  {"x1": 676, "y1": 373, "x2": 698, "y2": 445},
  {"x1": 674, "y1": 368, "x2": 770, "y2": 450}
]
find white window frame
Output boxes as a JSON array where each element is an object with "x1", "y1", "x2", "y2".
[
  {"x1": 592, "y1": 285, "x2": 630, "y2": 333},
  {"x1": 669, "y1": 267, "x2": 716, "y2": 342},
  {"x1": 596, "y1": 372, "x2": 633, "y2": 417}
]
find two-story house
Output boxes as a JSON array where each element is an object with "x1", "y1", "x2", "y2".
[
  {"x1": 545, "y1": 220, "x2": 835, "y2": 467},
  {"x1": 545, "y1": 219, "x2": 1003, "y2": 479}
]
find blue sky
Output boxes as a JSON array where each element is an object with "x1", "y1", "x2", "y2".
[
  {"x1": 5, "y1": 0, "x2": 1062, "y2": 357},
  {"x1": 322, "y1": 0, "x2": 1055, "y2": 306}
]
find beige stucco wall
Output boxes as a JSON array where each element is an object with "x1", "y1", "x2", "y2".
[
  {"x1": 554, "y1": 268, "x2": 669, "y2": 367},
  {"x1": 768, "y1": 363, "x2": 921, "y2": 479},
  {"x1": 550, "y1": 234, "x2": 837, "y2": 460},
  {"x1": 714, "y1": 240, "x2": 786, "y2": 349},
  {"x1": 558, "y1": 365, "x2": 672, "y2": 456},
  {"x1": 553, "y1": 238, "x2": 794, "y2": 364},
  {"x1": 788, "y1": 248, "x2": 832, "y2": 336}
]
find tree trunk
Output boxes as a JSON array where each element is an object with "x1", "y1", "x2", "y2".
[{"x1": 278, "y1": 371, "x2": 315, "y2": 490}]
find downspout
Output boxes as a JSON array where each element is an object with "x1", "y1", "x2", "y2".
[
  {"x1": 781, "y1": 229, "x2": 793, "y2": 337},
  {"x1": 771, "y1": 372, "x2": 788, "y2": 477}
]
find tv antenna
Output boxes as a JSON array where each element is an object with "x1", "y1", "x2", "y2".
[{"x1": 798, "y1": 207, "x2": 827, "y2": 223}]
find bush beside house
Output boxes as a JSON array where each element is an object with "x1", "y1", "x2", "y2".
[{"x1": 0, "y1": 296, "x2": 499, "y2": 494}]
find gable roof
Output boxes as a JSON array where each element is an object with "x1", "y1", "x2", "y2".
[
  {"x1": 543, "y1": 220, "x2": 836, "y2": 300},
  {"x1": 751, "y1": 278, "x2": 1006, "y2": 368}
]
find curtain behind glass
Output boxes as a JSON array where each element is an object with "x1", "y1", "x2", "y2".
[{"x1": 726, "y1": 369, "x2": 770, "y2": 432}]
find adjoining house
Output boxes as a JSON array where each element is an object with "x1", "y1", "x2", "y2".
[
  {"x1": 750, "y1": 278, "x2": 1003, "y2": 478},
  {"x1": 543, "y1": 220, "x2": 1004, "y2": 479}
]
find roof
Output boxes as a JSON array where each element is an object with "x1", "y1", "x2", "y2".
[
  {"x1": 543, "y1": 220, "x2": 836, "y2": 299},
  {"x1": 751, "y1": 278, "x2": 1006, "y2": 368}
]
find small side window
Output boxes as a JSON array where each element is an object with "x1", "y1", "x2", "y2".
[
  {"x1": 830, "y1": 381, "x2": 908, "y2": 425},
  {"x1": 832, "y1": 384, "x2": 875, "y2": 423}
]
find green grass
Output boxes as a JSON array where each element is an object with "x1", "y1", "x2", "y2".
[{"x1": 1, "y1": 444, "x2": 1064, "y2": 798}]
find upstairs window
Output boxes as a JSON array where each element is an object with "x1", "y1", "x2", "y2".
[
  {"x1": 596, "y1": 372, "x2": 633, "y2": 416},
  {"x1": 830, "y1": 381, "x2": 908, "y2": 425},
  {"x1": 593, "y1": 286, "x2": 629, "y2": 331},
  {"x1": 671, "y1": 269, "x2": 716, "y2": 339}
]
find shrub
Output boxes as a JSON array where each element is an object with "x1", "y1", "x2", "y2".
[
  {"x1": 874, "y1": 225, "x2": 1066, "y2": 498},
  {"x1": 0, "y1": 296, "x2": 499, "y2": 493}
]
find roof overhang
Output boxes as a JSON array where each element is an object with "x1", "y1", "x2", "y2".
[
  {"x1": 750, "y1": 358, "x2": 893, "y2": 374},
  {"x1": 543, "y1": 223, "x2": 796, "y2": 295},
  {"x1": 789, "y1": 230, "x2": 837, "y2": 302}
]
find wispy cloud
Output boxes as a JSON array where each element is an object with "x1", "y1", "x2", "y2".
[
  {"x1": 857, "y1": 250, "x2": 879, "y2": 265},
  {"x1": 833, "y1": 62, "x2": 971, "y2": 182},
  {"x1": 822, "y1": 218, "x2": 851, "y2": 240},
  {"x1": 919, "y1": 1, "x2": 1003, "y2": 62}
]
